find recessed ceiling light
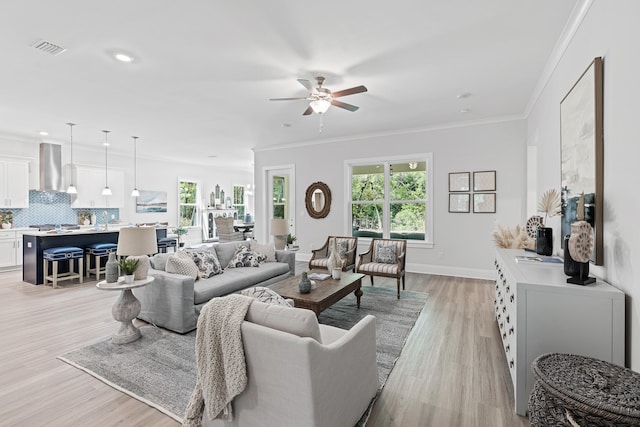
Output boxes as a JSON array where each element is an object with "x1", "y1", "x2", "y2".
[
  {"x1": 114, "y1": 52, "x2": 134, "y2": 63},
  {"x1": 39, "y1": 131, "x2": 48, "y2": 136},
  {"x1": 207, "y1": 155, "x2": 217, "y2": 158},
  {"x1": 456, "y1": 93, "x2": 472, "y2": 99},
  {"x1": 281, "y1": 123, "x2": 292, "y2": 128},
  {"x1": 460, "y1": 108, "x2": 471, "y2": 113}
]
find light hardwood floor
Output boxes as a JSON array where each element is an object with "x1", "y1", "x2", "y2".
[{"x1": 0, "y1": 266, "x2": 529, "y2": 426}]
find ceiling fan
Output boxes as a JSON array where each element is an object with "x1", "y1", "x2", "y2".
[{"x1": 270, "y1": 76, "x2": 368, "y2": 115}]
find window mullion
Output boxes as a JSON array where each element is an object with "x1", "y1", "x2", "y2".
[{"x1": 384, "y1": 162, "x2": 390, "y2": 238}]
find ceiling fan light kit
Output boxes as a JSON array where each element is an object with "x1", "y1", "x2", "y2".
[{"x1": 270, "y1": 76, "x2": 367, "y2": 117}]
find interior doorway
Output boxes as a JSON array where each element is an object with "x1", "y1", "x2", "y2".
[{"x1": 264, "y1": 165, "x2": 295, "y2": 244}]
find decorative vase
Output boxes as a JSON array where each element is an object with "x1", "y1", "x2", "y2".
[
  {"x1": 83, "y1": 219, "x2": 90, "y2": 226},
  {"x1": 326, "y1": 238, "x2": 341, "y2": 272},
  {"x1": 332, "y1": 268, "x2": 341, "y2": 280},
  {"x1": 90, "y1": 213, "x2": 96, "y2": 225},
  {"x1": 2, "y1": 222, "x2": 11, "y2": 229},
  {"x1": 563, "y1": 235, "x2": 580, "y2": 277},
  {"x1": 298, "y1": 272, "x2": 311, "y2": 294},
  {"x1": 105, "y1": 252, "x2": 119, "y2": 283},
  {"x1": 536, "y1": 227, "x2": 553, "y2": 256}
]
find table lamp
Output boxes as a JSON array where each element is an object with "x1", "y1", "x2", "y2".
[
  {"x1": 270, "y1": 218, "x2": 289, "y2": 250},
  {"x1": 117, "y1": 227, "x2": 158, "y2": 280}
]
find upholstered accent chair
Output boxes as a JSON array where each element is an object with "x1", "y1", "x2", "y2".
[
  {"x1": 203, "y1": 300, "x2": 378, "y2": 427},
  {"x1": 308, "y1": 236, "x2": 358, "y2": 271},
  {"x1": 356, "y1": 238, "x2": 407, "y2": 299},
  {"x1": 213, "y1": 216, "x2": 244, "y2": 243}
]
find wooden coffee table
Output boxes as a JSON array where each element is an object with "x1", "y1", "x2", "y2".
[{"x1": 269, "y1": 271, "x2": 365, "y2": 316}]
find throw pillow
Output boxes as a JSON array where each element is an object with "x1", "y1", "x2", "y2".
[
  {"x1": 149, "y1": 253, "x2": 171, "y2": 271},
  {"x1": 188, "y1": 250, "x2": 223, "y2": 279},
  {"x1": 227, "y1": 245, "x2": 261, "y2": 268},
  {"x1": 250, "y1": 241, "x2": 276, "y2": 263},
  {"x1": 166, "y1": 252, "x2": 199, "y2": 279},
  {"x1": 374, "y1": 241, "x2": 397, "y2": 264},
  {"x1": 240, "y1": 286, "x2": 291, "y2": 307}
]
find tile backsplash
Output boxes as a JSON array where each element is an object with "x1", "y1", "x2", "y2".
[{"x1": 0, "y1": 191, "x2": 119, "y2": 228}]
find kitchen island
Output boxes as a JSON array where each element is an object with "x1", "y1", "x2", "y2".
[{"x1": 23, "y1": 227, "x2": 167, "y2": 285}]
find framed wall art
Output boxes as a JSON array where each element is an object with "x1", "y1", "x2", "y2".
[
  {"x1": 560, "y1": 56, "x2": 603, "y2": 265},
  {"x1": 473, "y1": 170, "x2": 496, "y2": 192},
  {"x1": 449, "y1": 172, "x2": 470, "y2": 192},
  {"x1": 473, "y1": 193, "x2": 496, "y2": 213},
  {"x1": 449, "y1": 193, "x2": 470, "y2": 213},
  {"x1": 136, "y1": 190, "x2": 168, "y2": 213}
]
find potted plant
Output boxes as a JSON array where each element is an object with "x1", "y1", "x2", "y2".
[
  {"x1": 172, "y1": 226, "x2": 188, "y2": 248},
  {"x1": 78, "y1": 211, "x2": 91, "y2": 225},
  {"x1": 1, "y1": 212, "x2": 13, "y2": 229},
  {"x1": 286, "y1": 233, "x2": 298, "y2": 250},
  {"x1": 118, "y1": 258, "x2": 139, "y2": 284}
]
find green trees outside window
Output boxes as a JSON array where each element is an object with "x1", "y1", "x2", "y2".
[{"x1": 179, "y1": 180, "x2": 199, "y2": 227}]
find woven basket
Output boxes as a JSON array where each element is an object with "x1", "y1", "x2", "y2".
[{"x1": 529, "y1": 353, "x2": 640, "y2": 427}]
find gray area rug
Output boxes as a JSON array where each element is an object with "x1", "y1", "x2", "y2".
[{"x1": 58, "y1": 286, "x2": 428, "y2": 424}]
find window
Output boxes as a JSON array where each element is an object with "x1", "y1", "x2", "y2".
[
  {"x1": 233, "y1": 185, "x2": 246, "y2": 219},
  {"x1": 179, "y1": 179, "x2": 199, "y2": 227},
  {"x1": 272, "y1": 175, "x2": 287, "y2": 219},
  {"x1": 349, "y1": 155, "x2": 432, "y2": 244}
]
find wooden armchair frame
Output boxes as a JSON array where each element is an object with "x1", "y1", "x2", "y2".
[
  {"x1": 308, "y1": 236, "x2": 358, "y2": 272},
  {"x1": 356, "y1": 238, "x2": 407, "y2": 299}
]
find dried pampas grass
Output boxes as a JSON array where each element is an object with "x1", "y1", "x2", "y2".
[{"x1": 493, "y1": 224, "x2": 535, "y2": 249}]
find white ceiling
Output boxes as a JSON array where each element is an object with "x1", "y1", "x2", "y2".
[{"x1": 0, "y1": 0, "x2": 578, "y2": 171}]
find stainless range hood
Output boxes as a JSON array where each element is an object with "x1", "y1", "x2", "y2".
[{"x1": 39, "y1": 143, "x2": 63, "y2": 192}]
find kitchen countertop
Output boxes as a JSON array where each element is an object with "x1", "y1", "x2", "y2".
[{"x1": 22, "y1": 225, "x2": 167, "y2": 237}]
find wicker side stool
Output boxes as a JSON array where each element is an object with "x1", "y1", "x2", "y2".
[{"x1": 529, "y1": 353, "x2": 640, "y2": 426}]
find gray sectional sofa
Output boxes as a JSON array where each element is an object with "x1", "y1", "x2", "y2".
[{"x1": 134, "y1": 241, "x2": 296, "y2": 333}]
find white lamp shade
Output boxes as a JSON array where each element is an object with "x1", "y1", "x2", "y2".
[
  {"x1": 117, "y1": 227, "x2": 158, "y2": 256},
  {"x1": 310, "y1": 99, "x2": 331, "y2": 114},
  {"x1": 270, "y1": 219, "x2": 289, "y2": 236}
]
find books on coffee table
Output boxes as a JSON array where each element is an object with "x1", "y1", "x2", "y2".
[{"x1": 308, "y1": 272, "x2": 331, "y2": 281}]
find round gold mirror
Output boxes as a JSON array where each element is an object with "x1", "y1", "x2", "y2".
[{"x1": 305, "y1": 181, "x2": 331, "y2": 219}]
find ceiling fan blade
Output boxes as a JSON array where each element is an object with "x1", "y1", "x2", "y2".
[
  {"x1": 331, "y1": 85, "x2": 368, "y2": 98},
  {"x1": 331, "y1": 100, "x2": 359, "y2": 112},
  {"x1": 269, "y1": 97, "x2": 308, "y2": 101},
  {"x1": 302, "y1": 106, "x2": 313, "y2": 115},
  {"x1": 297, "y1": 79, "x2": 314, "y2": 92}
]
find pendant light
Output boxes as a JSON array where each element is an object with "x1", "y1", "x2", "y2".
[
  {"x1": 66, "y1": 122, "x2": 78, "y2": 194},
  {"x1": 101, "y1": 130, "x2": 112, "y2": 196},
  {"x1": 131, "y1": 136, "x2": 140, "y2": 197}
]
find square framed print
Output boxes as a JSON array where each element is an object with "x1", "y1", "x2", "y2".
[
  {"x1": 473, "y1": 170, "x2": 496, "y2": 192},
  {"x1": 449, "y1": 172, "x2": 470, "y2": 192},
  {"x1": 449, "y1": 193, "x2": 470, "y2": 213},
  {"x1": 473, "y1": 193, "x2": 496, "y2": 213}
]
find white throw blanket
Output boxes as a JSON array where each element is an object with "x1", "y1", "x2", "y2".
[{"x1": 183, "y1": 294, "x2": 254, "y2": 426}]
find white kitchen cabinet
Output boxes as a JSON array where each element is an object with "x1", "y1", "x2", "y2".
[
  {"x1": 0, "y1": 230, "x2": 24, "y2": 268},
  {"x1": 71, "y1": 165, "x2": 124, "y2": 208},
  {"x1": 494, "y1": 248, "x2": 625, "y2": 415},
  {"x1": 0, "y1": 159, "x2": 30, "y2": 208}
]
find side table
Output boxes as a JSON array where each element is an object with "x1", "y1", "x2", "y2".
[{"x1": 96, "y1": 277, "x2": 154, "y2": 344}]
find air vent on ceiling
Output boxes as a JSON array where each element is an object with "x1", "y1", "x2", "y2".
[{"x1": 32, "y1": 40, "x2": 67, "y2": 56}]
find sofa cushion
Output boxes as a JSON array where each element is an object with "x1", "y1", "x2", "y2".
[
  {"x1": 149, "y1": 253, "x2": 171, "y2": 271},
  {"x1": 245, "y1": 300, "x2": 322, "y2": 342},
  {"x1": 227, "y1": 245, "x2": 261, "y2": 268},
  {"x1": 193, "y1": 262, "x2": 290, "y2": 305},
  {"x1": 188, "y1": 250, "x2": 223, "y2": 279},
  {"x1": 214, "y1": 242, "x2": 249, "y2": 268},
  {"x1": 166, "y1": 252, "x2": 199, "y2": 279},
  {"x1": 250, "y1": 242, "x2": 276, "y2": 263},
  {"x1": 374, "y1": 241, "x2": 397, "y2": 264},
  {"x1": 241, "y1": 286, "x2": 291, "y2": 307}
]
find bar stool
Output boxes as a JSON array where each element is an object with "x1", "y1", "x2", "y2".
[
  {"x1": 85, "y1": 242, "x2": 118, "y2": 280},
  {"x1": 43, "y1": 247, "x2": 84, "y2": 288},
  {"x1": 157, "y1": 237, "x2": 177, "y2": 253}
]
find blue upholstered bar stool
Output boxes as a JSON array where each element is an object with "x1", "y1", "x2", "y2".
[
  {"x1": 85, "y1": 242, "x2": 118, "y2": 280},
  {"x1": 157, "y1": 237, "x2": 177, "y2": 253},
  {"x1": 43, "y1": 247, "x2": 84, "y2": 288}
]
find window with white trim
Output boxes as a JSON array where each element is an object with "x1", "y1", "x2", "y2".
[
  {"x1": 233, "y1": 185, "x2": 246, "y2": 219},
  {"x1": 348, "y1": 155, "x2": 432, "y2": 243},
  {"x1": 179, "y1": 179, "x2": 199, "y2": 227}
]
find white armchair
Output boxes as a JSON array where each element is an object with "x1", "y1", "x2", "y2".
[{"x1": 204, "y1": 301, "x2": 378, "y2": 427}]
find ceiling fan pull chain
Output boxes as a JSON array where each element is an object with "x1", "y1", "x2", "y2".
[{"x1": 318, "y1": 114, "x2": 324, "y2": 134}]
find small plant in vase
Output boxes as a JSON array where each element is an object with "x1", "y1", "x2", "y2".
[
  {"x1": 1, "y1": 212, "x2": 13, "y2": 229},
  {"x1": 172, "y1": 227, "x2": 188, "y2": 249},
  {"x1": 78, "y1": 211, "x2": 91, "y2": 225},
  {"x1": 286, "y1": 233, "x2": 298, "y2": 249},
  {"x1": 118, "y1": 258, "x2": 139, "y2": 284}
]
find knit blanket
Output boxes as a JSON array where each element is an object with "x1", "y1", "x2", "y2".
[{"x1": 183, "y1": 294, "x2": 253, "y2": 426}]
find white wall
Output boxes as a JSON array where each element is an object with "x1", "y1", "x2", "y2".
[
  {"x1": 254, "y1": 119, "x2": 527, "y2": 279},
  {"x1": 527, "y1": 0, "x2": 640, "y2": 369}
]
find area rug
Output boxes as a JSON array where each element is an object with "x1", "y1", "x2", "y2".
[{"x1": 58, "y1": 286, "x2": 428, "y2": 424}]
